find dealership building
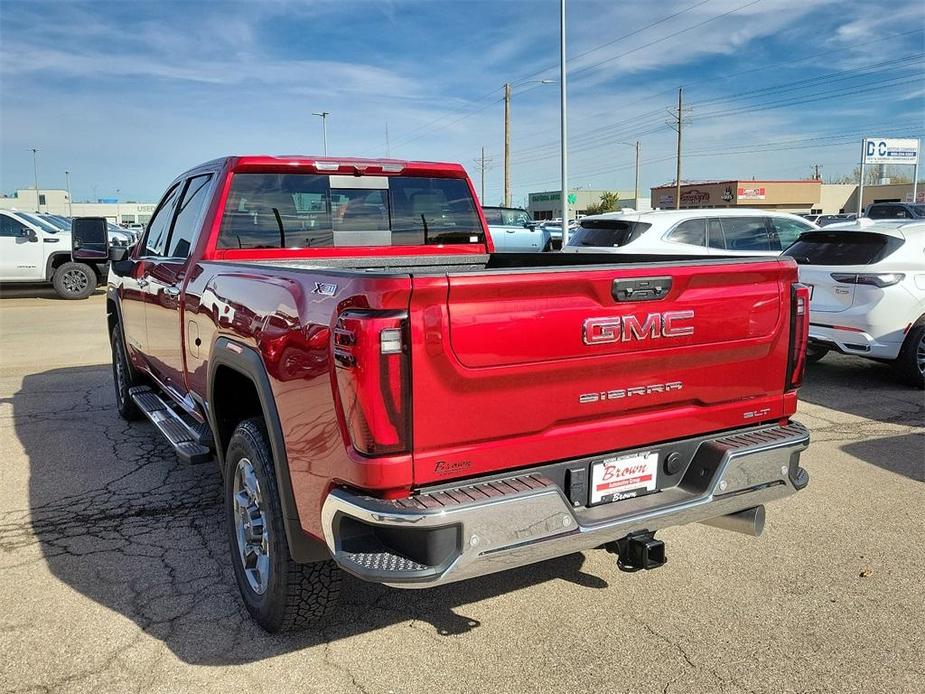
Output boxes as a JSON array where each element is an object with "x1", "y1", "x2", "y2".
[
  {"x1": 0, "y1": 188, "x2": 156, "y2": 226},
  {"x1": 649, "y1": 179, "x2": 923, "y2": 214},
  {"x1": 527, "y1": 189, "x2": 651, "y2": 220}
]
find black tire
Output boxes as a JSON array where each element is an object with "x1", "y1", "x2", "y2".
[
  {"x1": 805, "y1": 345, "x2": 829, "y2": 364},
  {"x1": 111, "y1": 326, "x2": 141, "y2": 420},
  {"x1": 52, "y1": 262, "x2": 96, "y2": 300},
  {"x1": 892, "y1": 322, "x2": 925, "y2": 389},
  {"x1": 224, "y1": 418, "x2": 342, "y2": 632}
]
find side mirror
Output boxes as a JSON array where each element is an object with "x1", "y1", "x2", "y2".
[
  {"x1": 71, "y1": 217, "x2": 109, "y2": 262},
  {"x1": 524, "y1": 221, "x2": 537, "y2": 230},
  {"x1": 109, "y1": 245, "x2": 129, "y2": 263}
]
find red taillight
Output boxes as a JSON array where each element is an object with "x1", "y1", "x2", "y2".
[
  {"x1": 333, "y1": 310, "x2": 410, "y2": 455},
  {"x1": 787, "y1": 283, "x2": 811, "y2": 390}
]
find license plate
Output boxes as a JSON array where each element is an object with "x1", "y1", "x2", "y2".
[{"x1": 590, "y1": 451, "x2": 659, "y2": 505}]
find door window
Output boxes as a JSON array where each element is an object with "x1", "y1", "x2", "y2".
[
  {"x1": 720, "y1": 217, "x2": 771, "y2": 251},
  {"x1": 143, "y1": 184, "x2": 181, "y2": 256},
  {"x1": 667, "y1": 218, "x2": 706, "y2": 246},
  {"x1": 0, "y1": 215, "x2": 28, "y2": 237},
  {"x1": 770, "y1": 217, "x2": 813, "y2": 250},
  {"x1": 166, "y1": 175, "x2": 213, "y2": 258}
]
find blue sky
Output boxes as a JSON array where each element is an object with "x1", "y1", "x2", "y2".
[{"x1": 1, "y1": 0, "x2": 923, "y2": 206}]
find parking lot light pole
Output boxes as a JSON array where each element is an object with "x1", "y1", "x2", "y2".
[
  {"x1": 617, "y1": 141, "x2": 641, "y2": 207},
  {"x1": 312, "y1": 112, "x2": 329, "y2": 155},
  {"x1": 65, "y1": 171, "x2": 73, "y2": 217},
  {"x1": 560, "y1": 0, "x2": 569, "y2": 246},
  {"x1": 31, "y1": 148, "x2": 40, "y2": 212}
]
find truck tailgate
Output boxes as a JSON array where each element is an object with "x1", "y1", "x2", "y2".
[{"x1": 409, "y1": 259, "x2": 795, "y2": 485}]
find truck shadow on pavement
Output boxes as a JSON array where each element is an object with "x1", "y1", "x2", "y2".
[
  {"x1": 0, "y1": 284, "x2": 105, "y2": 300},
  {"x1": 800, "y1": 355, "x2": 923, "y2": 426},
  {"x1": 5, "y1": 365, "x2": 608, "y2": 665}
]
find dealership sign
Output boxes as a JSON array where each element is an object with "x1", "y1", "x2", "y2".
[
  {"x1": 862, "y1": 138, "x2": 919, "y2": 165},
  {"x1": 737, "y1": 186, "x2": 766, "y2": 200}
]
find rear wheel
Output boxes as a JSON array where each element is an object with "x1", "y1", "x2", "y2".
[
  {"x1": 893, "y1": 322, "x2": 925, "y2": 389},
  {"x1": 111, "y1": 326, "x2": 141, "y2": 420},
  {"x1": 52, "y1": 262, "x2": 96, "y2": 300},
  {"x1": 224, "y1": 418, "x2": 342, "y2": 632},
  {"x1": 805, "y1": 345, "x2": 829, "y2": 364}
]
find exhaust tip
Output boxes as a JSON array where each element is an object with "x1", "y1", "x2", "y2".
[{"x1": 701, "y1": 505, "x2": 765, "y2": 537}]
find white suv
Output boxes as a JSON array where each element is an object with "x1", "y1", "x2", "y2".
[
  {"x1": 562, "y1": 208, "x2": 817, "y2": 256},
  {"x1": 782, "y1": 219, "x2": 925, "y2": 388}
]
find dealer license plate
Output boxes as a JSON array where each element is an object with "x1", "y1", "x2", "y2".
[{"x1": 590, "y1": 451, "x2": 659, "y2": 505}]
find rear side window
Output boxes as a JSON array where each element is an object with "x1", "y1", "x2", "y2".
[
  {"x1": 867, "y1": 205, "x2": 912, "y2": 219},
  {"x1": 782, "y1": 231, "x2": 905, "y2": 265},
  {"x1": 667, "y1": 218, "x2": 705, "y2": 246},
  {"x1": 218, "y1": 173, "x2": 483, "y2": 249},
  {"x1": 720, "y1": 217, "x2": 771, "y2": 251},
  {"x1": 482, "y1": 207, "x2": 503, "y2": 225},
  {"x1": 770, "y1": 217, "x2": 813, "y2": 249},
  {"x1": 167, "y1": 174, "x2": 213, "y2": 258},
  {"x1": 568, "y1": 219, "x2": 651, "y2": 247},
  {"x1": 707, "y1": 218, "x2": 726, "y2": 249}
]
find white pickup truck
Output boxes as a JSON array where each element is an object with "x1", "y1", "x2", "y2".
[{"x1": 0, "y1": 210, "x2": 109, "y2": 299}]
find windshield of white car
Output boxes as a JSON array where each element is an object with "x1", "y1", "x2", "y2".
[
  {"x1": 566, "y1": 219, "x2": 652, "y2": 247},
  {"x1": 782, "y1": 231, "x2": 904, "y2": 265}
]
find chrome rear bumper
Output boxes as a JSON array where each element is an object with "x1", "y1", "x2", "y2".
[{"x1": 320, "y1": 422, "x2": 809, "y2": 587}]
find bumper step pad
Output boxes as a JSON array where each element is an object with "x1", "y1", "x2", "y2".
[{"x1": 129, "y1": 386, "x2": 211, "y2": 464}]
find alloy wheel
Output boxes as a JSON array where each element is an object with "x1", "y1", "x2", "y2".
[
  {"x1": 917, "y1": 332, "x2": 925, "y2": 376},
  {"x1": 233, "y1": 457, "x2": 271, "y2": 595},
  {"x1": 62, "y1": 269, "x2": 89, "y2": 294}
]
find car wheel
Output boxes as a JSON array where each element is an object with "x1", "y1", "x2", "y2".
[
  {"x1": 111, "y1": 326, "x2": 141, "y2": 420},
  {"x1": 52, "y1": 262, "x2": 96, "y2": 300},
  {"x1": 225, "y1": 418, "x2": 342, "y2": 633},
  {"x1": 805, "y1": 345, "x2": 829, "y2": 364},
  {"x1": 893, "y1": 322, "x2": 925, "y2": 389}
]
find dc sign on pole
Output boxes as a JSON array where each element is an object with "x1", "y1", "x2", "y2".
[{"x1": 858, "y1": 137, "x2": 920, "y2": 214}]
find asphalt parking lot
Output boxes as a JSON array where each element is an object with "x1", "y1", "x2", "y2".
[{"x1": 1, "y1": 290, "x2": 922, "y2": 694}]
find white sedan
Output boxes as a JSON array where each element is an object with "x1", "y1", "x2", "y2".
[{"x1": 782, "y1": 219, "x2": 925, "y2": 388}]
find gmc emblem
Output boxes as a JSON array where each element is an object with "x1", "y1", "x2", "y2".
[{"x1": 582, "y1": 310, "x2": 694, "y2": 345}]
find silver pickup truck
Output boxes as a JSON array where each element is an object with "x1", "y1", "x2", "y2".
[{"x1": 482, "y1": 206, "x2": 551, "y2": 252}]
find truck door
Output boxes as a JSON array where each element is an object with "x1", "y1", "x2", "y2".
[
  {"x1": 122, "y1": 183, "x2": 181, "y2": 363},
  {"x1": 143, "y1": 174, "x2": 214, "y2": 400},
  {"x1": 0, "y1": 214, "x2": 44, "y2": 280}
]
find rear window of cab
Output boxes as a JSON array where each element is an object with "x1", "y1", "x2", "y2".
[{"x1": 217, "y1": 173, "x2": 484, "y2": 249}]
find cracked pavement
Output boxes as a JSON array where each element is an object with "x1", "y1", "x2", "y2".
[{"x1": 1, "y1": 291, "x2": 923, "y2": 693}]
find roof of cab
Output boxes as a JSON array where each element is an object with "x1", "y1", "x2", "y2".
[{"x1": 180, "y1": 155, "x2": 468, "y2": 179}]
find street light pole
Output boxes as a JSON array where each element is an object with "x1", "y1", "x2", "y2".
[
  {"x1": 31, "y1": 148, "x2": 40, "y2": 212},
  {"x1": 312, "y1": 112, "x2": 329, "y2": 155},
  {"x1": 65, "y1": 170, "x2": 73, "y2": 217},
  {"x1": 503, "y1": 83, "x2": 512, "y2": 207},
  {"x1": 560, "y1": 0, "x2": 569, "y2": 246}
]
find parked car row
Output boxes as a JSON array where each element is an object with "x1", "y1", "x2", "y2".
[{"x1": 0, "y1": 209, "x2": 137, "y2": 299}]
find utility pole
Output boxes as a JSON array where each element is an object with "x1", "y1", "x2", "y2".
[
  {"x1": 559, "y1": 0, "x2": 569, "y2": 245},
  {"x1": 634, "y1": 140, "x2": 640, "y2": 207},
  {"x1": 385, "y1": 122, "x2": 391, "y2": 158},
  {"x1": 811, "y1": 163, "x2": 823, "y2": 180},
  {"x1": 312, "y1": 111, "x2": 329, "y2": 155},
  {"x1": 65, "y1": 170, "x2": 73, "y2": 217},
  {"x1": 503, "y1": 83, "x2": 512, "y2": 207},
  {"x1": 31, "y1": 148, "x2": 40, "y2": 212},
  {"x1": 473, "y1": 147, "x2": 493, "y2": 203},
  {"x1": 666, "y1": 88, "x2": 691, "y2": 210}
]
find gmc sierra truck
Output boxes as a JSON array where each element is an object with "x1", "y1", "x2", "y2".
[{"x1": 103, "y1": 156, "x2": 811, "y2": 633}]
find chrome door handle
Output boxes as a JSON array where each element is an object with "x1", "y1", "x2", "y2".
[{"x1": 137, "y1": 278, "x2": 149, "y2": 288}]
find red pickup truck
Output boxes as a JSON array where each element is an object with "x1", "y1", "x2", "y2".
[{"x1": 104, "y1": 155, "x2": 810, "y2": 632}]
